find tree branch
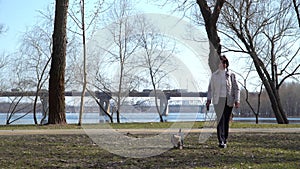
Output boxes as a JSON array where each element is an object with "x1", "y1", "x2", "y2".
[{"x1": 292, "y1": 0, "x2": 300, "y2": 27}]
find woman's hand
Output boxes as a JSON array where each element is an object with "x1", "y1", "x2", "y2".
[
  {"x1": 234, "y1": 102, "x2": 240, "y2": 108},
  {"x1": 206, "y1": 99, "x2": 211, "y2": 106},
  {"x1": 206, "y1": 99, "x2": 211, "y2": 111}
]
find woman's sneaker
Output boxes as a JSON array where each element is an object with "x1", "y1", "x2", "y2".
[{"x1": 218, "y1": 142, "x2": 227, "y2": 148}]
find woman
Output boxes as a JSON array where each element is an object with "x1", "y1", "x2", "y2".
[{"x1": 206, "y1": 55, "x2": 240, "y2": 148}]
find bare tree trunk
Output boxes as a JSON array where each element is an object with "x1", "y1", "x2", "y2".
[
  {"x1": 78, "y1": 0, "x2": 87, "y2": 126},
  {"x1": 117, "y1": 63, "x2": 123, "y2": 123},
  {"x1": 150, "y1": 72, "x2": 164, "y2": 122},
  {"x1": 196, "y1": 0, "x2": 225, "y2": 72},
  {"x1": 255, "y1": 114, "x2": 259, "y2": 124},
  {"x1": 33, "y1": 90, "x2": 39, "y2": 124},
  {"x1": 33, "y1": 57, "x2": 51, "y2": 125},
  {"x1": 251, "y1": 54, "x2": 289, "y2": 124},
  {"x1": 48, "y1": 0, "x2": 69, "y2": 124},
  {"x1": 153, "y1": 88, "x2": 164, "y2": 122},
  {"x1": 114, "y1": 19, "x2": 125, "y2": 124},
  {"x1": 68, "y1": 0, "x2": 104, "y2": 125},
  {"x1": 87, "y1": 89, "x2": 114, "y2": 123},
  {"x1": 244, "y1": 87, "x2": 258, "y2": 124},
  {"x1": 255, "y1": 85, "x2": 263, "y2": 124}
]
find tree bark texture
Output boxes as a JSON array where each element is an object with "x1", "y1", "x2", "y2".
[
  {"x1": 251, "y1": 54, "x2": 289, "y2": 124},
  {"x1": 196, "y1": 0, "x2": 225, "y2": 72},
  {"x1": 48, "y1": 0, "x2": 69, "y2": 124}
]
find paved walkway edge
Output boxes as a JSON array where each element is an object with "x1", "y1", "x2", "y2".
[{"x1": 0, "y1": 128, "x2": 299, "y2": 135}]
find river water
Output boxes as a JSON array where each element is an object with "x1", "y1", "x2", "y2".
[{"x1": 1, "y1": 112, "x2": 300, "y2": 125}]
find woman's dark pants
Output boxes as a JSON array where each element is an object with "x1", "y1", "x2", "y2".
[{"x1": 214, "y1": 97, "x2": 233, "y2": 144}]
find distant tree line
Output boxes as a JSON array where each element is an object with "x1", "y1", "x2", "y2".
[{"x1": 239, "y1": 82, "x2": 300, "y2": 118}]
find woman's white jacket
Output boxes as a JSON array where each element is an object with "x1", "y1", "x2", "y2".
[{"x1": 207, "y1": 69, "x2": 240, "y2": 107}]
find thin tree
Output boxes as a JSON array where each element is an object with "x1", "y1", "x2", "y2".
[
  {"x1": 68, "y1": 0, "x2": 104, "y2": 126},
  {"x1": 0, "y1": 52, "x2": 8, "y2": 88},
  {"x1": 5, "y1": 94, "x2": 37, "y2": 125},
  {"x1": 136, "y1": 16, "x2": 177, "y2": 122},
  {"x1": 48, "y1": 0, "x2": 69, "y2": 124},
  {"x1": 4, "y1": 63, "x2": 37, "y2": 125},
  {"x1": 78, "y1": 0, "x2": 87, "y2": 126},
  {"x1": 0, "y1": 23, "x2": 8, "y2": 90},
  {"x1": 234, "y1": 64, "x2": 263, "y2": 124},
  {"x1": 102, "y1": 0, "x2": 140, "y2": 123},
  {"x1": 20, "y1": 21, "x2": 52, "y2": 124},
  {"x1": 221, "y1": 0, "x2": 300, "y2": 124}
]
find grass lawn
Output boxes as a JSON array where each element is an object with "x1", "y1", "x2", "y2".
[{"x1": 0, "y1": 122, "x2": 299, "y2": 168}]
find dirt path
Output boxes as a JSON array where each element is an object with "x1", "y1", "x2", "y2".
[{"x1": 0, "y1": 128, "x2": 299, "y2": 135}]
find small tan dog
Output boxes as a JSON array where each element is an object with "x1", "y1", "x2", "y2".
[{"x1": 171, "y1": 129, "x2": 184, "y2": 149}]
